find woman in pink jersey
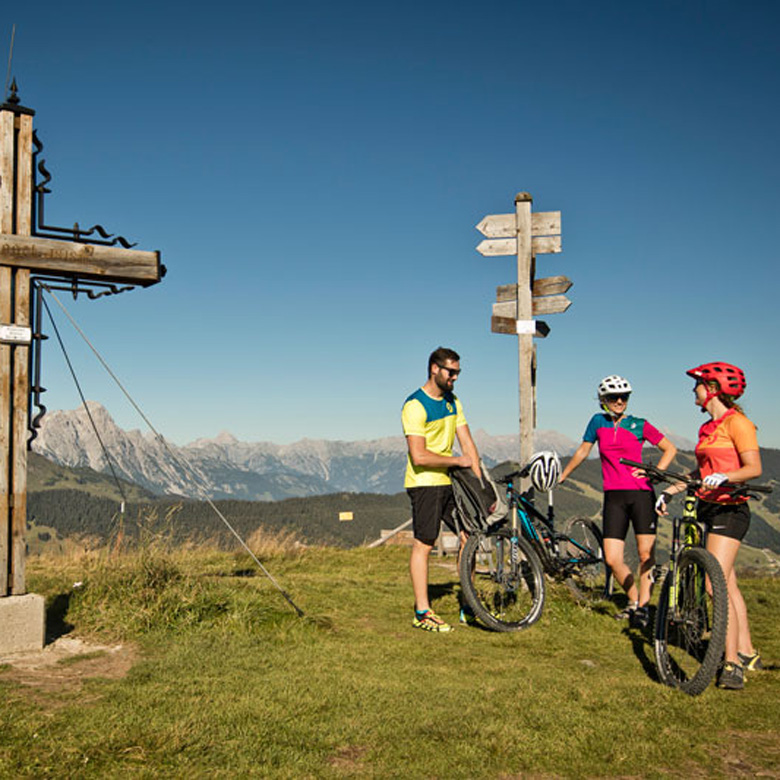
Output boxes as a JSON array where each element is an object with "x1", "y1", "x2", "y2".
[
  {"x1": 560, "y1": 375, "x2": 677, "y2": 628},
  {"x1": 656, "y1": 362, "x2": 762, "y2": 690}
]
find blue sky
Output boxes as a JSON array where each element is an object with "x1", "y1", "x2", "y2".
[{"x1": 6, "y1": 0, "x2": 780, "y2": 449}]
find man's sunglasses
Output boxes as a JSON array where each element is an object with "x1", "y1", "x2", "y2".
[
  {"x1": 604, "y1": 393, "x2": 629, "y2": 402},
  {"x1": 437, "y1": 364, "x2": 461, "y2": 377}
]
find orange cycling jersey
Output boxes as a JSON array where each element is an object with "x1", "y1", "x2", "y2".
[{"x1": 696, "y1": 408, "x2": 758, "y2": 504}]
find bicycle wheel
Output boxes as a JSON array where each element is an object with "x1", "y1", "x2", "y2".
[
  {"x1": 561, "y1": 517, "x2": 613, "y2": 603},
  {"x1": 458, "y1": 527, "x2": 545, "y2": 632},
  {"x1": 654, "y1": 546, "x2": 728, "y2": 696}
]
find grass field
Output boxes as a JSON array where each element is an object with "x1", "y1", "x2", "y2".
[{"x1": 1, "y1": 538, "x2": 778, "y2": 778}]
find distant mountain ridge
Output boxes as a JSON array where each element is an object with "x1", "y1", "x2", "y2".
[
  {"x1": 31, "y1": 402, "x2": 578, "y2": 500},
  {"x1": 28, "y1": 406, "x2": 780, "y2": 569}
]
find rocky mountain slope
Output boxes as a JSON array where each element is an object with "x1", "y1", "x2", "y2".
[{"x1": 31, "y1": 402, "x2": 577, "y2": 500}]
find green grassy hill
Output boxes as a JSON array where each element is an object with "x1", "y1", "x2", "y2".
[
  {"x1": 27, "y1": 452, "x2": 156, "y2": 502},
  {"x1": 1, "y1": 543, "x2": 777, "y2": 777}
]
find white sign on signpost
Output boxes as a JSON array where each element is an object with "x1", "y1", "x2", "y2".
[{"x1": 0, "y1": 325, "x2": 32, "y2": 345}]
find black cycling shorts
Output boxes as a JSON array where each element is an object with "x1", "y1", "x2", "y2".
[
  {"x1": 697, "y1": 500, "x2": 750, "y2": 541},
  {"x1": 407, "y1": 485, "x2": 458, "y2": 545},
  {"x1": 602, "y1": 490, "x2": 657, "y2": 539}
]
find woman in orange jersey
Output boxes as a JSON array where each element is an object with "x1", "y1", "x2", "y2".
[{"x1": 656, "y1": 362, "x2": 762, "y2": 690}]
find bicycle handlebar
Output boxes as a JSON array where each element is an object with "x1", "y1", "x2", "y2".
[
  {"x1": 619, "y1": 458, "x2": 773, "y2": 496},
  {"x1": 494, "y1": 466, "x2": 531, "y2": 486}
]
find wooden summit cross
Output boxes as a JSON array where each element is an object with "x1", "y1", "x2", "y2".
[{"x1": 0, "y1": 84, "x2": 163, "y2": 637}]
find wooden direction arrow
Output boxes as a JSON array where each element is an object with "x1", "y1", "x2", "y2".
[
  {"x1": 532, "y1": 275, "x2": 572, "y2": 297},
  {"x1": 491, "y1": 316, "x2": 549, "y2": 337},
  {"x1": 530, "y1": 295, "x2": 571, "y2": 315},
  {"x1": 477, "y1": 235, "x2": 562, "y2": 256},
  {"x1": 476, "y1": 211, "x2": 561, "y2": 238},
  {"x1": 0, "y1": 234, "x2": 162, "y2": 285},
  {"x1": 493, "y1": 295, "x2": 571, "y2": 318},
  {"x1": 497, "y1": 276, "x2": 572, "y2": 301}
]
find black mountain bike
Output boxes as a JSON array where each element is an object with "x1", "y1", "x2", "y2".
[
  {"x1": 459, "y1": 467, "x2": 613, "y2": 632},
  {"x1": 620, "y1": 458, "x2": 772, "y2": 696}
]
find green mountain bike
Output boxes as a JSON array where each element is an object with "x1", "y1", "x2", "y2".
[{"x1": 620, "y1": 458, "x2": 772, "y2": 696}]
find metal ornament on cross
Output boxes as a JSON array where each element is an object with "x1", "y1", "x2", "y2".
[
  {"x1": 0, "y1": 83, "x2": 164, "y2": 632},
  {"x1": 476, "y1": 192, "x2": 569, "y2": 477}
]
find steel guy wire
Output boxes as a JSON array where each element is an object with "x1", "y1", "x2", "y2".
[
  {"x1": 42, "y1": 285, "x2": 305, "y2": 617},
  {"x1": 40, "y1": 292, "x2": 128, "y2": 513}
]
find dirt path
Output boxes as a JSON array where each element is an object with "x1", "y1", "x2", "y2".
[{"x1": 0, "y1": 636, "x2": 137, "y2": 705}]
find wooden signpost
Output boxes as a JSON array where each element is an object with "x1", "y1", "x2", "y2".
[
  {"x1": 476, "y1": 193, "x2": 569, "y2": 475},
  {"x1": 0, "y1": 84, "x2": 163, "y2": 652}
]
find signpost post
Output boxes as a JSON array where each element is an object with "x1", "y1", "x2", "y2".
[
  {"x1": 0, "y1": 83, "x2": 164, "y2": 653},
  {"x1": 476, "y1": 193, "x2": 568, "y2": 479}
]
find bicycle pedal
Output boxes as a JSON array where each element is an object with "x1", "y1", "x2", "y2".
[{"x1": 652, "y1": 565, "x2": 667, "y2": 582}]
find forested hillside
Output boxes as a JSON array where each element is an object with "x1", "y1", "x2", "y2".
[
  {"x1": 26, "y1": 449, "x2": 780, "y2": 554},
  {"x1": 27, "y1": 489, "x2": 412, "y2": 549}
]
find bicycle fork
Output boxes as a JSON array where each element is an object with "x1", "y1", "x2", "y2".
[
  {"x1": 667, "y1": 493, "x2": 703, "y2": 620},
  {"x1": 500, "y1": 501, "x2": 524, "y2": 589}
]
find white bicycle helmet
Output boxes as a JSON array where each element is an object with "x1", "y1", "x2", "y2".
[
  {"x1": 597, "y1": 375, "x2": 632, "y2": 397},
  {"x1": 528, "y1": 451, "x2": 561, "y2": 492}
]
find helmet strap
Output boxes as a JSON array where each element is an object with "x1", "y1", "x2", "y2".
[
  {"x1": 699, "y1": 387, "x2": 722, "y2": 414},
  {"x1": 600, "y1": 401, "x2": 623, "y2": 421}
]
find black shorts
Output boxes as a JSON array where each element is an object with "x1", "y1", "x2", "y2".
[
  {"x1": 602, "y1": 490, "x2": 657, "y2": 540},
  {"x1": 697, "y1": 500, "x2": 750, "y2": 541},
  {"x1": 407, "y1": 485, "x2": 458, "y2": 545}
]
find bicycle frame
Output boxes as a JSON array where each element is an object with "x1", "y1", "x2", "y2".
[
  {"x1": 666, "y1": 485, "x2": 706, "y2": 619},
  {"x1": 503, "y1": 479, "x2": 550, "y2": 548},
  {"x1": 503, "y1": 478, "x2": 597, "y2": 575}
]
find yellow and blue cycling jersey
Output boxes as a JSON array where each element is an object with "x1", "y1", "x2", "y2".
[{"x1": 402, "y1": 388, "x2": 467, "y2": 488}]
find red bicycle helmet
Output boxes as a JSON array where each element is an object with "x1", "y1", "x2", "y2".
[{"x1": 686, "y1": 362, "x2": 746, "y2": 399}]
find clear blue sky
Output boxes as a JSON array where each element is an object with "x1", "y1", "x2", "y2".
[{"x1": 7, "y1": 0, "x2": 780, "y2": 449}]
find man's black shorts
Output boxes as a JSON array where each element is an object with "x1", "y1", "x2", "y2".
[
  {"x1": 697, "y1": 500, "x2": 750, "y2": 541},
  {"x1": 407, "y1": 485, "x2": 458, "y2": 545},
  {"x1": 602, "y1": 489, "x2": 657, "y2": 539}
]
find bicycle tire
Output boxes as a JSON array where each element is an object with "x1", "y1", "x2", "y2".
[
  {"x1": 654, "y1": 547, "x2": 728, "y2": 696},
  {"x1": 458, "y1": 527, "x2": 545, "y2": 632},
  {"x1": 561, "y1": 517, "x2": 613, "y2": 603}
]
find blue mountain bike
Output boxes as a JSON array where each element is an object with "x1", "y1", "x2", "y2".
[{"x1": 458, "y1": 467, "x2": 612, "y2": 632}]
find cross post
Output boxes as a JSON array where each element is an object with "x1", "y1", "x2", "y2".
[{"x1": 0, "y1": 86, "x2": 163, "y2": 652}]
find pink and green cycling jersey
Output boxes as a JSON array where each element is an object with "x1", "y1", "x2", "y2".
[{"x1": 583, "y1": 413, "x2": 664, "y2": 491}]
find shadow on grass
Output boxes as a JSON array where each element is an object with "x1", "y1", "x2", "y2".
[
  {"x1": 583, "y1": 600, "x2": 615, "y2": 618},
  {"x1": 45, "y1": 591, "x2": 75, "y2": 644},
  {"x1": 621, "y1": 605, "x2": 660, "y2": 683},
  {"x1": 429, "y1": 582, "x2": 458, "y2": 602},
  {"x1": 429, "y1": 582, "x2": 516, "y2": 633},
  {"x1": 226, "y1": 569, "x2": 257, "y2": 577}
]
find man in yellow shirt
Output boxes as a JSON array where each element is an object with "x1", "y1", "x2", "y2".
[{"x1": 402, "y1": 347, "x2": 481, "y2": 632}]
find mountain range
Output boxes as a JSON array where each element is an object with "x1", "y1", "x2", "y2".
[
  {"x1": 31, "y1": 402, "x2": 580, "y2": 500},
  {"x1": 27, "y1": 404, "x2": 780, "y2": 567}
]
